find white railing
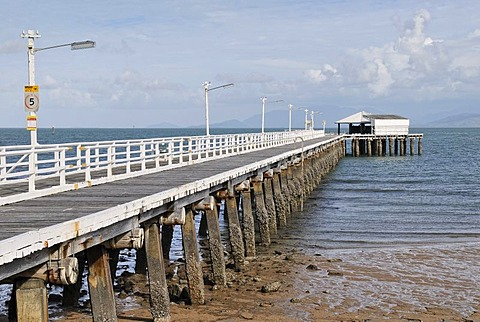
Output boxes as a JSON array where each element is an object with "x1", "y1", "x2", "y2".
[{"x1": 0, "y1": 130, "x2": 325, "y2": 205}]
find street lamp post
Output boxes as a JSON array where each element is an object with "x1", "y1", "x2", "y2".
[
  {"x1": 310, "y1": 111, "x2": 322, "y2": 130},
  {"x1": 21, "y1": 30, "x2": 95, "y2": 146},
  {"x1": 288, "y1": 104, "x2": 294, "y2": 132},
  {"x1": 303, "y1": 108, "x2": 309, "y2": 130},
  {"x1": 261, "y1": 97, "x2": 283, "y2": 134},
  {"x1": 203, "y1": 81, "x2": 234, "y2": 136}
]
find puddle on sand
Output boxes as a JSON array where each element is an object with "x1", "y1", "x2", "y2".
[{"x1": 288, "y1": 242, "x2": 480, "y2": 318}]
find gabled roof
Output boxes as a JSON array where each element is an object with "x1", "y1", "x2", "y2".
[
  {"x1": 335, "y1": 111, "x2": 372, "y2": 124},
  {"x1": 336, "y1": 111, "x2": 408, "y2": 124}
]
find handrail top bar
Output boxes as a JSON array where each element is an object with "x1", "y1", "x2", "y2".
[{"x1": 0, "y1": 130, "x2": 319, "y2": 150}]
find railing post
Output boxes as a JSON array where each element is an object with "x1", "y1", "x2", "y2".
[
  {"x1": 188, "y1": 138, "x2": 193, "y2": 164},
  {"x1": 140, "y1": 142, "x2": 146, "y2": 171},
  {"x1": 28, "y1": 146, "x2": 36, "y2": 192},
  {"x1": 0, "y1": 147, "x2": 6, "y2": 182},
  {"x1": 179, "y1": 139, "x2": 184, "y2": 164},
  {"x1": 168, "y1": 142, "x2": 173, "y2": 165},
  {"x1": 126, "y1": 143, "x2": 132, "y2": 173},
  {"x1": 107, "y1": 146, "x2": 113, "y2": 178},
  {"x1": 59, "y1": 149, "x2": 66, "y2": 186},
  {"x1": 85, "y1": 148, "x2": 91, "y2": 182}
]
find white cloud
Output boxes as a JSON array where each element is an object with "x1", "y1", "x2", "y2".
[{"x1": 305, "y1": 9, "x2": 468, "y2": 98}]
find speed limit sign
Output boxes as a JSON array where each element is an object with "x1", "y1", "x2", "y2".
[{"x1": 24, "y1": 85, "x2": 39, "y2": 112}]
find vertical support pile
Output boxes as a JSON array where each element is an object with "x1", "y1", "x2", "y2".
[
  {"x1": 144, "y1": 221, "x2": 171, "y2": 322},
  {"x1": 181, "y1": 208, "x2": 205, "y2": 305},
  {"x1": 251, "y1": 174, "x2": 271, "y2": 246},
  {"x1": 86, "y1": 245, "x2": 117, "y2": 322}
]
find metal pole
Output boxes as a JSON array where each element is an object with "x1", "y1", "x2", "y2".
[
  {"x1": 24, "y1": 31, "x2": 39, "y2": 146},
  {"x1": 310, "y1": 111, "x2": 314, "y2": 130},
  {"x1": 261, "y1": 97, "x2": 267, "y2": 134},
  {"x1": 304, "y1": 109, "x2": 309, "y2": 130},
  {"x1": 203, "y1": 82, "x2": 210, "y2": 136},
  {"x1": 288, "y1": 104, "x2": 293, "y2": 132}
]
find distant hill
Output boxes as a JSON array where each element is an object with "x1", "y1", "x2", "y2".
[
  {"x1": 425, "y1": 113, "x2": 480, "y2": 127},
  {"x1": 148, "y1": 122, "x2": 179, "y2": 128}
]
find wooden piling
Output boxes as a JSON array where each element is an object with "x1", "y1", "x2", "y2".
[
  {"x1": 367, "y1": 139, "x2": 372, "y2": 156},
  {"x1": 280, "y1": 166, "x2": 292, "y2": 216},
  {"x1": 161, "y1": 225, "x2": 174, "y2": 260},
  {"x1": 144, "y1": 222, "x2": 171, "y2": 322},
  {"x1": 418, "y1": 138, "x2": 423, "y2": 155},
  {"x1": 15, "y1": 278, "x2": 48, "y2": 322},
  {"x1": 410, "y1": 138, "x2": 415, "y2": 156},
  {"x1": 389, "y1": 138, "x2": 394, "y2": 156},
  {"x1": 272, "y1": 169, "x2": 287, "y2": 227},
  {"x1": 181, "y1": 209, "x2": 205, "y2": 305},
  {"x1": 263, "y1": 171, "x2": 277, "y2": 236},
  {"x1": 86, "y1": 245, "x2": 117, "y2": 322},
  {"x1": 240, "y1": 185, "x2": 256, "y2": 258},
  {"x1": 224, "y1": 191, "x2": 245, "y2": 270},
  {"x1": 204, "y1": 197, "x2": 227, "y2": 286},
  {"x1": 251, "y1": 176, "x2": 271, "y2": 245}
]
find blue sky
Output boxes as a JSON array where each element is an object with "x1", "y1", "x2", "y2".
[{"x1": 1, "y1": 1, "x2": 479, "y2": 128}]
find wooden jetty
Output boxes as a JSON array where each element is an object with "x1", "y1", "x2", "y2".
[
  {"x1": 345, "y1": 134, "x2": 423, "y2": 157},
  {"x1": 0, "y1": 131, "x2": 345, "y2": 321}
]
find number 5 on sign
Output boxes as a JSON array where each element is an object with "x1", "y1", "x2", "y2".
[{"x1": 24, "y1": 85, "x2": 39, "y2": 112}]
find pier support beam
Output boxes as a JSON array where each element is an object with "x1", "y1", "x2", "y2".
[
  {"x1": 263, "y1": 170, "x2": 277, "y2": 236},
  {"x1": 181, "y1": 208, "x2": 205, "y2": 305},
  {"x1": 144, "y1": 222, "x2": 171, "y2": 322},
  {"x1": 252, "y1": 174, "x2": 271, "y2": 246},
  {"x1": 367, "y1": 139, "x2": 372, "y2": 156},
  {"x1": 86, "y1": 245, "x2": 117, "y2": 322},
  {"x1": 218, "y1": 188, "x2": 245, "y2": 270},
  {"x1": 272, "y1": 168, "x2": 287, "y2": 227},
  {"x1": 15, "y1": 278, "x2": 48, "y2": 322},
  {"x1": 239, "y1": 181, "x2": 256, "y2": 258},
  {"x1": 389, "y1": 138, "x2": 394, "y2": 156},
  {"x1": 280, "y1": 165, "x2": 292, "y2": 217},
  {"x1": 418, "y1": 138, "x2": 423, "y2": 156},
  {"x1": 410, "y1": 138, "x2": 415, "y2": 156},
  {"x1": 196, "y1": 197, "x2": 226, "y2": 286}
]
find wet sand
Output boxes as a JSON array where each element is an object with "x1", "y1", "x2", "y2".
[{"x1": 56, "y1": 242, "x2": 480, "y2": 322}]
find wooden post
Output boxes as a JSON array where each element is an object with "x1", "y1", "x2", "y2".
[
  {"x1": 240, "y1": 183, "x2": 256, "y2": 258},
  {"x1": 203, "y1": 197, "x2": 226, "y2": 286},
  {"x1": 400, "y1": 138, "x2": 405, "y2": 156},
  {"x1": 263, "y1": 170, "x2": 277, "y2": 236},
  {"x1": 394, "y1": 138, "x2": 399, "y2": 155},
  {"x1": 280, "y1": 166, "x2": 292, "y2": 216},
  {"x1": 355, "y1": 138, "x2": 360, "y2": 157},
  {"x1": 367, "y1": 139, "x2": 372, "y2": 156},
  {"x1": 389, "y1": 138, "x2": 394, "y2": 156},
  {"x1": 251, "y1": 175, "x2": 271, "y2": 245},
  {"x1": 272, "y1": 170, "x2": 287, "y2": 227},
  {"x1": 181, "y1": 208, "x2": 205, "y2": 305},
  {"x1": 410, "y1": 137, "x2": 415, "y2": 156},
  {"x1": 223, "y1": 190, "x2": 245, "y2": 270},
  {"x1": 418, "y1": 138, "x2": 423, "y2": 156},
  {"x1": 135, "y1": 246, "x2": 147, "y2": 275},
  {"x1": 15, "y1": 278, "x2": 48, "y2": 322},
  {"x1": 161, "y1": 225, "x2": 174, "y2": 260},
  {"x1": 144, "y1": 222, "x2": 171, "y2": 322},
  {"x1": 86, "y1": 245, "x2": 117, "y2": 322}
]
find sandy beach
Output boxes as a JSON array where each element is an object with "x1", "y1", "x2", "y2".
[{"x1": 55, "y1": 242, "x2": 480, "y2": 322}]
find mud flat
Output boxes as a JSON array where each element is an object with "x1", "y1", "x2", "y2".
[{"x1": 48, "y1": 241, "x2": 480, "y2": 322}]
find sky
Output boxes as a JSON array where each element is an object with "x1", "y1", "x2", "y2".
[{"x1": 1, "y1": 0, "x2": 479, "y2": 128}]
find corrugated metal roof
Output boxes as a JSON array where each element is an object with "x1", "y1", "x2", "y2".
[
  {"x1": 335, "y1": 111, "x2": 371, "y2": 124},
  {"x1": 336, "y1": 111, "x2": 408, "y2": 123}
]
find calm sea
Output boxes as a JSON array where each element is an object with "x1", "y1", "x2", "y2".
[{"x1": 1, "y1": 127, "x2": 479, "y2": 249}]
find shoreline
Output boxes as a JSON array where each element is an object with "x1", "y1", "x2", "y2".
[{"x1": 48, "y1": 241, "x2": 480, "y2": 322}]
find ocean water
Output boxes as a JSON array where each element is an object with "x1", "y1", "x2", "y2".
[{"x1": 276, "y1": 127, "x2": 480, "y2": 250}]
